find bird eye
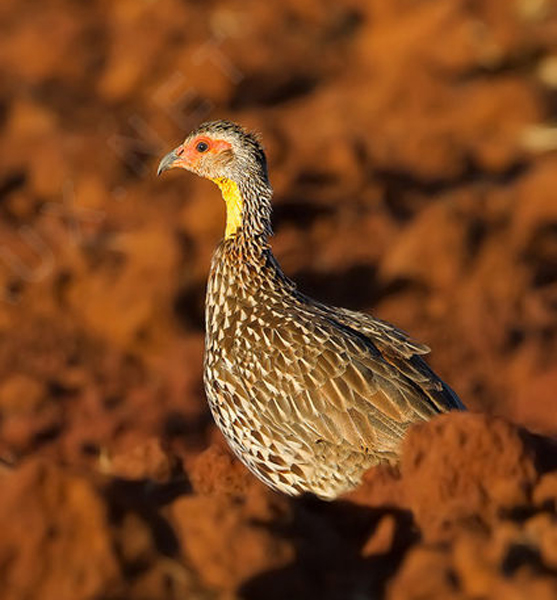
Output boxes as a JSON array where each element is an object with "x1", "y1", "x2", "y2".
[{"x1": 196, "y1": 141, "x2": 209, "y2": 153}]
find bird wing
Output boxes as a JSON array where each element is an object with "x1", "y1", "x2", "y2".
[
  {"x1": 321, "y1": 304, "x2": 465, "y2": 411},
  {"x1": 229, "y1": 294, "x2": 460, "y2": 457}
]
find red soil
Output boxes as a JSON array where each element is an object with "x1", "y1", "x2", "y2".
[{"x1": 1, "y1": 0, "x2": 557, "y2": 598}]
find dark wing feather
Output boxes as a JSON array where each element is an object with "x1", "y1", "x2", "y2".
[{"x1": 319, "y1": 304, "x2": 465, "y2": 412}]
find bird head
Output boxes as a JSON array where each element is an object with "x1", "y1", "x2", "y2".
[
  {"x1": 158, "y1": 120, "x2": 268, "y2": 181},
  {"x1": 158, "y1": 120, "x2": 271, "y2": 239}
]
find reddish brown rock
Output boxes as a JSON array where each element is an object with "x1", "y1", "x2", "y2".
[
  {"x1": 108, "y1": 437, "x2": 176, "y2": 482},
  {"x1": 0, "y1": 460, "x2": 119, "y2": 600},
  {"x1": 171, "y1": 444, "x2": 292, "y2": 592},
  {"x1": 401, "y1": 413, "x2": 537, "y2": 542}
]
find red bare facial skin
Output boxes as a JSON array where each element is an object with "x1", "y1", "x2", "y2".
[{"x1": 174, "y1": 137, "x2": 232, "y2": 170}]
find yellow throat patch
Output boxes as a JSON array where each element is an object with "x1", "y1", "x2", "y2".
[{"x1": 211, "y1": 177, "x2": 243, "y2": 239}]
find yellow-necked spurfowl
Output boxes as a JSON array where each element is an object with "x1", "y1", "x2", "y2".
[{"x1": 158, "y1": 120, "x2": 464, "y2": 499}]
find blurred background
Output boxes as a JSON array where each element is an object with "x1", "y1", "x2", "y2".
[{"x1": 1, "y1": 0, "x2": 557, "y2": 598}]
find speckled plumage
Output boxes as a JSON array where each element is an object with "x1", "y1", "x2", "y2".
[{"x1": 159, "y1": 120, "x2": 464, "y2": 499}]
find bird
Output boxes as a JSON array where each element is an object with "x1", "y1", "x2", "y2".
[{"x1": 157, "y1": 120, "x2": 465, "y2": 500}]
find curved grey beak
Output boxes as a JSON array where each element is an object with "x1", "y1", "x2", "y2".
[{"x1": 157, "y1": 150, "x2": 180, "y2": 176}]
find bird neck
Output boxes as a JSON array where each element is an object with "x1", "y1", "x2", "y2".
[
  {"x1": 211, "y1": 177, "x2": 244, "y2": 239},
  {"x1": 210, "y1": 174, "x2": 273, "y2": 248}
]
